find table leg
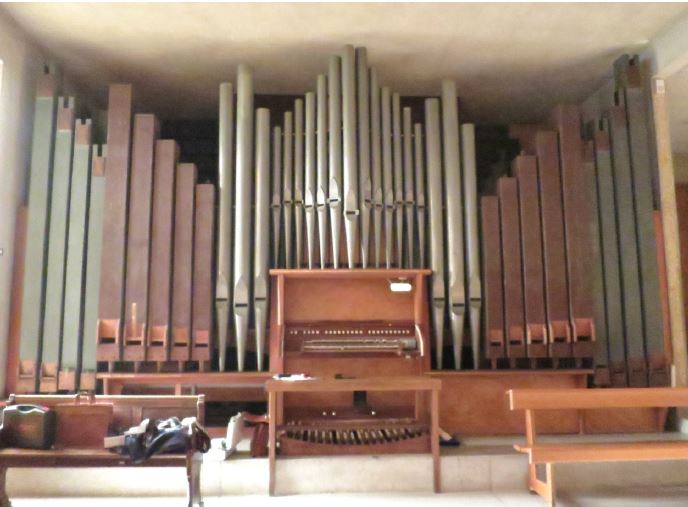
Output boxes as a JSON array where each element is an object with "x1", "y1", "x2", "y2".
[
  {"x1": 268, "y1": 390, "x2": 277, "y2": 496},
  {"x1": 0, "y1": 467, "x2": 11, "y2": 507},
  {"x1": 431, "y1": 389, "x2": 440, "y2": 493}
]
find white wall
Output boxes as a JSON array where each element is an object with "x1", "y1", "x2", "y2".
[{"x1": 0, "y1": 12, "x2": 46, "y2": 394}]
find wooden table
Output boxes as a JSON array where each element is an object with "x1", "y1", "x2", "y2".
[{"x1": 265, "y1": 376, "x2": 442, "y2": 496}]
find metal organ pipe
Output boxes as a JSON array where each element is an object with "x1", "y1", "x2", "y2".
[
  {"x1": 294, "y1": 98, "x2": 305, "y2": 268},
  {"x1": 441, "y1": 80, "x2": 466, "y2": 370},
  {"x1": 342, "y1": 44, "x2": 359, "y2": 269},
  {"x1": 392, "y1": 93, "x2": 404, "y2": 268},
  {"x1": 305, "y1": 92, "x2": 317, "y2": 269},
  {"x1": 403, "y1": 107, "x2": 415, "y2": 268},
  {"x1": 216, "y1": 82, "x2": 234, "y2": 371},
  {"x1": 425, "y1": 98, "x2": 446, "y2": 369},
  {"x1": 328, "y1": 56, "x2": 343, "y2": 269},
  {"x1": 370, "y1": 69, "x2": 384, "y2": 268},
  {"x1": 283, "y1": 111, "x2": 294, "y2": 268},
  {"x1": 414, "y1": 123, "x2": 426, "y2": 268},
  {"x1": 316, "y1": 74, "x2": 329, "y2": 268},
  {"x1": 381, "y1": 87, "x2": 394, "y2": 269},
  {"x1": 271, "y1": 126, "x2": 282, "y2": 267},
  {"x1": 232, "y1": 64, "x2": 254, "y2": 372},
  {"x1": 356, "y1": 47, "x2": 372, "y2": 269}
]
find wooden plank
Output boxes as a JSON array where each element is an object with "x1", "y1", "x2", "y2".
[
  {"x1": 518, "y1": 441, "x2": 688, "y2": 464},
  {"x1": 147, "y1": 140, "x2": 179, "y2": 362},
  {"x1": 609, "y1": 105, "x2": 647, "y2": 386},
  {"x1": 97, "y1": 84, "x2": 133, "y2": 364},
  {"x1": 5, "y1": 207, "x2": 27, "y2": 396},
  {"x1": 508, "y1": 387, "x2": 688, "y2": 410},
  {"x1": 59, "y1": 119, "x2": 92, "y2": 391},
  {"x1": 582, "y1": 138, "x2": 610, "y2": 386},
  {"x1": 171, "y1": 163, "x2": 197, "y2": 363},
  {"x1": 123, "y1": 114, "x2": 159, "y2": 363},
  {"x1": 81, "y1": 147, "x2": 106, "y2": 390},
  {"x1": 616, "y1": 56, "x2": 668, "y2": 387},
  {"x1": 41, "y1": 97, "x2": 76, "y2": 393},
  {"x1": 481, "y1": 196, "x2": 504, "y2": 364},
  {"x1": 498, "y1": 177, "x2": 526, "y2": 360},
  {"x1": 19, "y1": 72, "x2": 57, "y2": 393},
  {"x1": 513, "y1": 155, "x2": 547, "y2": 358},
  {"x1": 265, "y1": 376, "x2": 440, "y2": 394},
  {"x1": 593, "y1": 122, "x2": 627, "y2": 386},
  {"x1": 551, "y1": 105, "x2": 595, "y2": 359},
  {"x1": 192, "y1": 184, "x2": 215, "y2": 367},
  {"x1": 654, "y1": 211, "x2": 673, "y2": 372},
  {"x1": 535, "y1": 131, "x2": 571, "y2": 359},
  {"x1": 652, "y1": 78, "x2": 688, "y2": 391}
]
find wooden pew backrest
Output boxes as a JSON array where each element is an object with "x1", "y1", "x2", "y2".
[{"x1": 508, "y1": 388, "x2": 688, "y2": 411}]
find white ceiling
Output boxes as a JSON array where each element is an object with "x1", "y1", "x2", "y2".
[
  {"x1": 2, "y1": 3, "x2": 687, "y2": 125},
  {"x1": 668, "y1": 64, "x2": 688, "y2": 153}
]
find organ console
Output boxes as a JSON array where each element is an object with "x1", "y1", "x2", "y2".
[{"x1": 268, "y1": 268, "x2": 433, "y2": 457}]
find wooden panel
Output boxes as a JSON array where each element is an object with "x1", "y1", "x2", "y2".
[
  {"x1": 19, "y1": 73, "x2": 57, "y2": 393},
  {"x1": 535, "y1": 131, "x2": 571, "y2": 358},
  {"x1": 498, "y1": 177, "x2": 526, "y2": 359},
  {"x1": 431, "y1": 371, "x2": 587, "y2": 435},
  {"x1": 508, "y1": 123, "x2": 545, "y2": 155},
  {"x1": 60, "y1": 119, "x2": 92, "y2": 391},
  {"x1": 123, "y1": 114, "x2": 159, "y2": 362},
  {"x1": 509, "y1": 387, "x2": 688, "y2": 410},
  {"x1": 481, "y1": 196, "x2": 504, "y2": 363},
  {"x1": 513, "y1": 156, "x2": 547, "y2": 358},
  {"x1": 81, "y1": 148, "x2": 106, "y2": 390},
  {"x1": 551, "y1": 105, "x2": 594, "y2": 357},
  {"x1": 147, "y1": 140, "x2": 179, "y2": 362},
  {"x1": 41, "y1": 98, "x2": 75, "y2": 393},
  {"x1": 520, "y1": 441, "x2": 688, "y2": 464},
  {"x1": 171, "y1": 163, "x2": 197, "y2": 362},
  {"x1": 192, "y1": 184, "x2": 215, "y2": 365},
  {"x1": 282, "y1": 277, "x2": 415, "y2": 322},
  {"x1": 97, "y1": 84, "x2": 133, "y2": 363},
  {"x1": 675, "y1": 184, "x2": 688, "y2": 360},
  {"x1": 5, "y1": 207, "x2": 27, "y2": 396}
]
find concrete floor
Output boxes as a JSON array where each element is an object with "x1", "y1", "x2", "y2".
[
  {"x1": 7, "y1": 434, "x2": 688, "y2": 505},
  {"x1": 10, "y1": 490, "x2": 688, "y2": 507}
]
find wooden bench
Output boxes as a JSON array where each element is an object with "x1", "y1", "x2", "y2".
[
  {"x1": 508, "y1": 387, "x2": 688, "y2": 506},
  {"x1": 0, "y1": 394, "x2": 206, "y2": 507}
]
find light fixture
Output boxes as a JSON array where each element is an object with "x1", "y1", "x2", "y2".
[{"x1": 389, "y1": 278, "x2": 413, "y2": 293}]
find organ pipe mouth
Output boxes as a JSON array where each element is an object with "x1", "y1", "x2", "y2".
[{"x1": 389, "y1": 278, "x2": 413, "y2": 293}]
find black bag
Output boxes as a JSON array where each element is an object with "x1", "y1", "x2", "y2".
[
  {"x1": 117, "y1": 417, "x2": 210, "y2": 464},
  {"x1": 0, "y1": 404, "x2": 56, "y2": 449}
]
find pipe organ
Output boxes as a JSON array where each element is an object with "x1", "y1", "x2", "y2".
[{"x1": 9, "y1": 47, "x2": 670, "y2": 394}]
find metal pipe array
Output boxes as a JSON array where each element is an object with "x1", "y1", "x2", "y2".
[{"x1": 215, "y1": 45, "x2": 483, "y2": 371}]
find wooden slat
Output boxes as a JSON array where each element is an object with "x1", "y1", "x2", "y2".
[
  {"x1": 123, "y1": 114, "x2": 159, "y2": 363},
  {"x1": 59, "y1": 119, "x2": 92, "y2": 391},
  {"x1": 594, "y1": 122, "x2": 627, "y2": 386},
  {"x1": 516, "y1": 441, "x2": 688, "y2": 464},
  {"x1": 97, "y1": 84, "x2": 133, "y2": 364},
  {"x1": 535, "y1": 131, "x2": 571, "y2": 358},
  {"x1": 147, "y1": 140, "x2": 179, "y2": 362},
  {"x1": 583, "y1": 138, "x2": 610, "y2": 386},
  {"x1": 19, "y1": 72, "x2": 57, "y2": 393},
  {"x1": 171, "y1": 163, "x2": 197, "y2": 363},
  {"x1": 513, "y1": 155, "x2": 547, "y2": 358},
  {"x1": 265, "y1": 376, "x2": 441, "y2": 393},
  {"x1": 508, "y1": 387, "x2": 688, "y2": 410},
  {"x1": 41, "y1": 97, "x2": 76, "y2": 393},
  {"x1": 654, "y1": 211, "x2": 673, "y2": 365},
  {"x1": 551, "y1": 105, "x2": 595, "y2": 358},
  {"x1": 81, "y1": 147, "x2": 106, "y2": 390},
  {"x1": 481, "y1": 196, "x2": 504, "y2": 363},
  {"x1": 192, "y1": 184, "x2": 215, "y2": 367},
  {"x1": 498, "y1": 177, "x2": 526, "y2": 360},
  {"x1": 609, "y1": 105, "x2": 647, "y2": 386},
  {"x1": 5, "y1": 207, "x2": 27, "y2": 396}
]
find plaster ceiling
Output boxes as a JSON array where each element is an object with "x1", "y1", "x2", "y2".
[
  {"x1": 2, "y1": 3, "x2": 687, "y2": 124},
  {"x1": 667, "y1": 63, "x2": 688, "y2": 153}
]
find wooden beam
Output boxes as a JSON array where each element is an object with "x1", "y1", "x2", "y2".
[{"x1": 652, "y1": 78, "x2": 688, "y2": 390}]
